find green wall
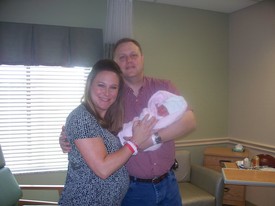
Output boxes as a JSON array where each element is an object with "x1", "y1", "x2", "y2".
[
  {"x1": 133, "y1": 2, "x2": 229, "y2": 139},
  {"x1": 0, "y1": 0, "x2": 106, "y2": 28}
]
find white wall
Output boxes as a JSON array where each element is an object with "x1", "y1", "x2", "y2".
[
  {"x1": 229, "y1": 1, "x2": 275, "y2": 205},
  {"x1": 229, "y1": 0, "x2": 275, "y2": 147}
]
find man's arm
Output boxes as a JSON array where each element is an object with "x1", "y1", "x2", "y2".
[
  {"x1": 59, "y1": 125, "x2": 71, "y2": 153},
  {"x1": 158, "y1": 109, "x2": 196, "y2": 141},
  {"x1": 138, "y1": 110, "x2": 196, "y2": 150}
]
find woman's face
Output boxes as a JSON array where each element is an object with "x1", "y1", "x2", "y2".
[{"x1": 90, "y1": 70, "x2": 120, "y2": 117}]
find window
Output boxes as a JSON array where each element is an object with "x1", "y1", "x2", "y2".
[{"x1": 0, "y1": 65, "x2": 91, "y2": 173}]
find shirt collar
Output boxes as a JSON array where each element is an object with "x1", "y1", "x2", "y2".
[{"x1": 123, "y1": 76, "x2": 147, "y2": 95}]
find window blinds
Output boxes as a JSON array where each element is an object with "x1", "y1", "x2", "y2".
[{"x1": 0, "y1": 65, "x2": 91, "y2": 173}]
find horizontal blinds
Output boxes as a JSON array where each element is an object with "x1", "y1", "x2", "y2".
[{"x1": 0, "y1": 65, "x2": 90, "y2": 173}]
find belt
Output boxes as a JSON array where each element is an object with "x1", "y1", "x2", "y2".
[{"x1": 129, "y1": 172, "x2": 169, "y2": 184}]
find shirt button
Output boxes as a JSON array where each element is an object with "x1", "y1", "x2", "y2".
[{"x1": 153, "y1": 163, "x2": 157, "y2": 166}]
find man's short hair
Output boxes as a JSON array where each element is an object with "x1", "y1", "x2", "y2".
[{"x1": 113, "y1": 38, "x2": 143, "y2": 57}]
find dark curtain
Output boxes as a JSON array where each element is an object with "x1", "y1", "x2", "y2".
[
  {"x1": 32, "y1": 24, "x2": 70, "y2": 66},
  {"x1": 0, "y1": 22, "x2": 103, "y2": 67},
  {"x1": 0, "y1": 22, "x2": 32, "y2": 65},
  {"x1": 70, "y1": 27, "x2": 103, "y2": 67}
]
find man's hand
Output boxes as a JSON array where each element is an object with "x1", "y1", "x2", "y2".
[{"x1": 59, "y1": 125, "x2": 71, "y2": 153}]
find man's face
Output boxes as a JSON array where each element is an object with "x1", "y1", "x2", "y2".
[{"x1": 113, "y1": 42, "x2": 144, "y2": 80}]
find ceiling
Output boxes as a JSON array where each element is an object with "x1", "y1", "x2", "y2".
[{"x1": 137, "y1": 0, "x2": 263, "y2": 13}]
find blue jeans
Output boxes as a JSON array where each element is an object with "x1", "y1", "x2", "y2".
[{"x1": 121, "y1": 170, "x2": 182, "y2": 206}]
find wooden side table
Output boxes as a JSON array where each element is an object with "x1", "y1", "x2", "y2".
[
  {"x1": 203, "y1": 147, "x2": 249, "y2": 206},
  {"x1": 222, "y1": 162, "x2": 275, "y2": 186}
]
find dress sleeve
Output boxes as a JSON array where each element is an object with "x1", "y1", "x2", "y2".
[{"x1": 65, "y1": 106, "x2": 101, "y2": 142}]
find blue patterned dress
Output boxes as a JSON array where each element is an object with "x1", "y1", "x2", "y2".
[{"x1": 59, "y1": 104, "x2": 129, "y2": 206}]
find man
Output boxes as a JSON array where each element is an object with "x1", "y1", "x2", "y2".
[{"x1": 60, "y1": 38, "x2": 196, "y2": 205}]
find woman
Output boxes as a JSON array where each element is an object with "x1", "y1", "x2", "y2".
[{"x1": 59, "y1": 59, "x2": 157, "y2": 206}]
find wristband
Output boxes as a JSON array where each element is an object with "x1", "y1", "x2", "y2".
[
  {"x1": 125, "y1": 141, "x2": 138, "y2": 155},
  {"x1": 125, "y1": 143, "x2": 135, "y2": 154}
]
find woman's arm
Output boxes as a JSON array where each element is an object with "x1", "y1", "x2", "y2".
[
  {"x1": 75, "y1": 114, "x2": 157, "y2": 179},
  {"x1": 75, "y1": 137, "x2": 132, "y2": 179}
]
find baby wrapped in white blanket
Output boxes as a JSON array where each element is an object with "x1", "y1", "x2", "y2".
[{"x1": 118, "y1": 90, "x2": 188, "y2": 151}]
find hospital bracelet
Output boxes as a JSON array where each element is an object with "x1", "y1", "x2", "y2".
[{"x1": 125, "y1": 141, "x2": 138, "y2": 155}]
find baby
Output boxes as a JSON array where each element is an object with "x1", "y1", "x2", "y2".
[{"x1": 118, "y1": 90, "x2": 188, "y2": 151}]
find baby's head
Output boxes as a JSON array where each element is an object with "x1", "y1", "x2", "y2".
[
  {"x1": 156, "y1": 104, "x2": 169, "y2": 117},
  {"x1": 156, "y1": 95, "x2": 185, "y2": 117}
]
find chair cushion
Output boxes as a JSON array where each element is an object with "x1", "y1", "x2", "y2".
[
  {"x1": 179, "y1": 182, "x2": 215, "y2": 206},
  {"x1": 0, "y1": 167, "x2": 22, "y2": 206},
  {"x1": 0, "y1": 145, "x2": 5, "y2": 168},
  {"x1": 174, "y1": 150, "x2": 191, "y2": 182}
]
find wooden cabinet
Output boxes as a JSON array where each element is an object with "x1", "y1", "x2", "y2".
[{"x1": 203, "y1": 147, "x2": 249, "y2": 206}]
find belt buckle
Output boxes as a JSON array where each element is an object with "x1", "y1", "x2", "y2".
[{"x1": 152, "y1": 176, "x2": 159, "y2": 184}]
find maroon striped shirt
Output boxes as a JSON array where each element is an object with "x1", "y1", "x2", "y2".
[{"x1": 123, "y1": 76, "x2": 180, "y2": 178}]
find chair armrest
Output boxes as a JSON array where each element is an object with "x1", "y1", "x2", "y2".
[
  {"x1": 19, "y1": 185, "x2": 64, "y2": 196},
  {"x1": 190, "y1": 164, "x2": 224, "y2": 206},
  {"x1": 18, "y1": 199, "x2": 59, "y2": 205},
  {"x1": 18, "y1": 185, "x2": 64, "y2": 206}
]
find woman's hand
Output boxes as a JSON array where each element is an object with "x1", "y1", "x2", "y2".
[{"x1": 131, "y1": 114, "x2": 157, "y2": 147}]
